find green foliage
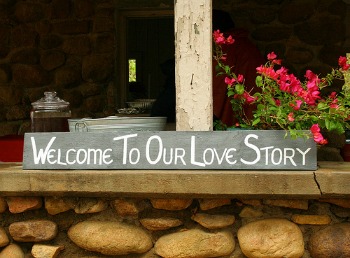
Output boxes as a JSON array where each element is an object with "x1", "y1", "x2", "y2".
[
  {"x1": 129, "y1": 59, "x2": 136, "y2": 82},
  {"x1": 213, "y1": 30, "x2": 350, "y2": 144}
]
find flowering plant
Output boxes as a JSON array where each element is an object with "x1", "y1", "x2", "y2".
[{"x1": 213, "y1": 30, "x2": 350, "y2": 144}]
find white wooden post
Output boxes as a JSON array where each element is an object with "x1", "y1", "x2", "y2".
[{"x1": 174, "y1": 0, "x2": 213, "y2": 131}]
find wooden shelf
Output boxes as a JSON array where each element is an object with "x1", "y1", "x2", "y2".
[{"x1": 1, "y1": 162, "x2": 349, "y2": 198}]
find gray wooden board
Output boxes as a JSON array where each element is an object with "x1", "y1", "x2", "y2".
[{"x1": 23, "y1": 131, "x2": 317, "y2": 170}]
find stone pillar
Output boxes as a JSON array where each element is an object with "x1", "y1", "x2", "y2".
[{"x1": 174, "y1": 0, "x2": 213, "y2": 131}]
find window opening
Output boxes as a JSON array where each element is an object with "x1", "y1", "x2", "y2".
[{"x1": 129, "y1": 59, "x2": 137, "y2": 82}]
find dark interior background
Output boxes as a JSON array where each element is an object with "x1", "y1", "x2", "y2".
[{"x1": 0, "y1": 0, "x2": 349, "y2": 136}]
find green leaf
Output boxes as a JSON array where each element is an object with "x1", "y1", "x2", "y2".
[
  {"x1": 325, "y1": 119, "x2": 344, "y2": 133},
  {"x1": 252, "y1": 118, "x2": 261, "y2": 126},
  {"x1": 255, "y1": 76, "x2": 263, "y2": 87},
  {"x1": 227, "y1": 90, "x2": 235, "y2": 97},
  {"x1": 235, "y1": 84, "x2": 245, "y2": 95},
  {"x1": 317, "y1": 102, "x2": 329, "y2": 110}
]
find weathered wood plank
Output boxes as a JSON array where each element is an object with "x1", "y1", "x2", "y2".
[
  {"x1": 23, "y1": 131, "x2": 316, "y2": 170},
  {"x1": 175, "y1": 0, "x2": 213, "y2": 130},
  {"x1": 0, "y1": 167, "x2": 320, "y2": 198}
]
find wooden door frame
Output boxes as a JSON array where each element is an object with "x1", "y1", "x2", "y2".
[{"x1": 116, "y1": 8, "x2": 174, "y2": 108}]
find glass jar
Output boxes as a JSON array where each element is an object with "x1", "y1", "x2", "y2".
[{"x1": 30, "y1": 91, "x2": 71, "y2": 132}]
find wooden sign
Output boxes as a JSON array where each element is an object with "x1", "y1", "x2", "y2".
[{"x1": 23, "y1": 131, "x2": 317, "y2": 170}]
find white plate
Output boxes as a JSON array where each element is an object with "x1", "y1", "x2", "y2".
[{"x1": 68, "y1": 116, "x2": 167, "y2": 132}]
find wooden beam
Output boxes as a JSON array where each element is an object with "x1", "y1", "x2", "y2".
[
  {"x1": 175, "y1": 0, "x2": 213, "y2": 131},
  {"x1": 0, "y1": 163, "x2": 322, "y2": 198}
]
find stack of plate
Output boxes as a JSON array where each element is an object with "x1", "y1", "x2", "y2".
[
  {"x1": 126, "y1": 99, "x2": 156, "y2": 110},
  {"x1": 68, "y1": 116, "x2": 167, "y2": 132}
]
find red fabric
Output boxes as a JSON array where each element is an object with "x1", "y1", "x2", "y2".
[
  {"x1": 213, "y1": 28, "x2": 265, "y2": 126},
  {"x1": 0, "y1": 135, "x2": 24, "y2": 162}
]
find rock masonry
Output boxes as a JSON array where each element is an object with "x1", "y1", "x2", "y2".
[{"x1": 1, "y1": 196, "x2": 350, "y2": 257}]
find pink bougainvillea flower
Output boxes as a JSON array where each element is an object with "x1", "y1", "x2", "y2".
[
  {"x1": 225, "y1": 77, "x2": 236, "y2": 86},
  {"x1": 288, "y1": 74, "x2": 303, "y2": 94},
  {"x1": 279, "y1": 80, "x2": 290, "y2": 92},
  {"x1": 305, "y1": 70, "x2": 321, "y2": 93},
  {"x1": 256, "y1": 65, "x2": 279, "y2": 80},
  {"x1": 277, "y1": 70, "x2": 302, "y2": 94},
  {"x1": 305, "y1": 70, "x2": 320, "y2": 85},
  {"x1": 226, "y1": 35, "x2": 234, "y2": 44},
  {"x1": 330, "y1": 98, "x2": 339, "y2": 109},
  {"x1": 224, "y1": 75, "x2": 244, "y2": 87},
  {"x1": 278, "y1": 78, "x2": 290, "y2": 92},
  {"x1": 233, "y1": 94, "x2": 241, "y2": 100},
  {"x1": 302, "y1": 70, "x2": 321, "y2": 105},
  {"x1": 287, "y1": 112, "x2": 295, "y2": 122},
  {"x1": 310, "y1": 124, "x2": 320, "y2": 134},
  {"x1": 242, "y1": 92, "x2": 256, "y2": 104},
  {"x1": 266, "y1": 52, "x2": 282, "y2": 65},
  {"x1": 303, "y1": 88, "x2": 321, "y2": 105},
  {"x1": 330, "y1": 103, "x2": 339, "y2": 109},
  {"x1": 329, "y1": 92, "x2": 337, "y2": 99},
  {"x1": 312, "y1": 132, "x2": 328, "y2": 145},
  {"x1": 213, "y1": 30, "x2": 235, "y2": 45},
  {"x1": 267, "y1": 52, "x2": 277, "y2": 61},
  {"x1": 272, "y1": 59, "x2": 282, "y2": 65},
  {"x1": 276, "y1": 66, "x2": 288, "y2": 76},
  {"x1": 220, "y1": 54, "x2": 227, "y2": 61},
  {"x1": 289, "y1": 100, "x2": 303, "y2": 110},
  {"x1": 256, "y1": 65, "x2": 264, "y2": 74},
  {"x1": 310, "y1": 124, "x2": 328, "y2": 145},
  {"x1": 213, "y1": 30, "x2": 226, "y2": 45},
  {"x1": 233, "y1": 91, "x2": 256, "y2": 104},
  {"x1": 339, "y1": 56, "x2": 350, "y2": 71},
  {"x1": 274, "y1": 99, "x2": 281, "y2": 106},
  {"x1": 295, "y1": 99, "x2": 303, "y2": 109},
  {"x1": 237, "y1": 74, "x2": 244, "y2": 83}
]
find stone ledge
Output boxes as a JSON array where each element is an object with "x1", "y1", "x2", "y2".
[
  {"x1": 314, "y1": 162, "x2": 350, "y2": 197},
  {"x1": 0, "y1": 162, "x2": 349, "y2": 198}
]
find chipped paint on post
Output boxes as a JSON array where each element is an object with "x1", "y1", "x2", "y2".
[{"x1": 175, "y1": 0, "x2": 213, "y2": 131}]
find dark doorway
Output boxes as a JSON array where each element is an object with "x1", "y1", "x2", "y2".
[
  {"x1": 127, "y1": 17, "x2": 174, "y2": 101},
  {"x1": 116, "y1": 9, "x2": 174, "y2": 108}
]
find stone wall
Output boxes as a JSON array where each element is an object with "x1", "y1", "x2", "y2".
[
  {"x1": 0, "y1": 0, "x2": 349, "y2": 136},
  {"x1": 1, "y1": 196, "x2": 350, "y2": 257},
  {"x1": 0, "y1": 0, "x2": 118, "y2": 136}
]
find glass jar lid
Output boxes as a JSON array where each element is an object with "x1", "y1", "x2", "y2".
[{"x1": 31, "y1": 91, "x2": 70, "y2": 110}]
